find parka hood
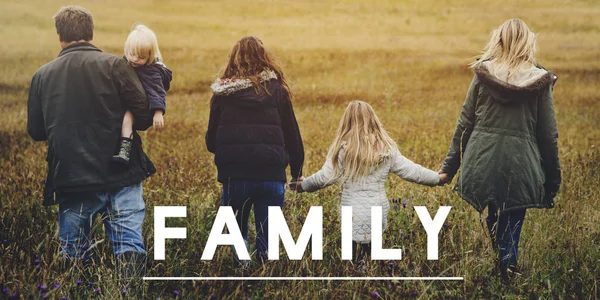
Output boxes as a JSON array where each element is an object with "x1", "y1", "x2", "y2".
[{"x1": 474, "y1": 61, "x2": 557, "y2": 103}]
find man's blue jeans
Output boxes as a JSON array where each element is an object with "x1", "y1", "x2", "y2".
[
  {"x1": 58, "y1": 183, "x2": 146, "y2": 259},
  {"x1": 221, "y1": 180, "x2": 285, "y2": 260}
]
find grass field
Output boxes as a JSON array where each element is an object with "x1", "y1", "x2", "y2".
[{"x1": 1, "y1": 0, "x2": 599, "y2": 298}]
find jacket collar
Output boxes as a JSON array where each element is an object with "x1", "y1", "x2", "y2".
[
  {"x1": 58, "y1": 42, "x2": 102, "y2": 57},
  {"x1": 210, "y1": 70, "x2": 278, "y2": 96}
]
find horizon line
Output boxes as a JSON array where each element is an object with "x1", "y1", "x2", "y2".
[{"x1": 143, "y1": 276, "x2": 464, "y2": 281}]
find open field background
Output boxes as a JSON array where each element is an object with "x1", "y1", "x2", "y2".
[{"x1": 1, "y1": 0, "x2": 599, "y2": 298}]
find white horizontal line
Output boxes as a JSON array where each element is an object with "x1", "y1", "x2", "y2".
[{"x1": 143, "y1": 277, "x2": 463, "y2": 281}]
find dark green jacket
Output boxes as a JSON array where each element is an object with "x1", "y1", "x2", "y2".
[
  {"x1": 441, "y1": 63, "x2": 561, "y2": 213},
  {"x1": 27, "y1": 43, "x2": 156, "y2": 205}
]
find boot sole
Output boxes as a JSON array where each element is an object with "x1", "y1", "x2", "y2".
[{"x1": 111, "y1": 156, "x2": 130, "y2": 165}]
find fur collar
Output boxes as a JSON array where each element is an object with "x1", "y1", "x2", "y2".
[
  {"x1": 475, "y1": 61, "x2": 557, "y2": 93},
  {"x1": 210, "y1": 70, "x2": 278, "y2": 96}
]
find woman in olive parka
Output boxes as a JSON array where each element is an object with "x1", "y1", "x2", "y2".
[{"x1": 440, "y1": 19, "x2": 561, "y2": 278}]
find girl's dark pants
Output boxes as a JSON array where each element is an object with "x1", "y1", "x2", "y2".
[
  {"x1": 352, "y1": 241, "x2": 371, "y2": 261},
  {"x1": 222, "y1": 179, "x2": 285, "y2": 262}
]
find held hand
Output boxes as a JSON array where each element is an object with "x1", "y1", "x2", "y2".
[
  {"x1": 289, "y1": 176, "x2": 304, "y2": 192},
  {"x1": 153, "y1": 111, "x2": 164, "y2": 130},
  {"x1": 438, "y1": 173, "x2": 450, "y2": 186},
  {"x1": 288, "y1": 178, "x2": 298, "y2": 191},
  {"x1": 296, "y1": 179, "x2": 304, "y2": 193},
  {"x1": 437, "y1": 169, "x2": 450, "y2": 186}
]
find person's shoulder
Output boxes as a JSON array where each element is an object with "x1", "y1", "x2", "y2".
[
  {"x1": 535, "y1": 64, "x2": 558, "y2": 86},
  {"x1": 268, "y1": 80, "x2": 287, "y2": 98},
  {"x1": 154, "y1": 61, "x2": 171, "y2": 71},
  {"x1": 34, "y1": 59, "x2": 57, "y2": 77},
  {"x1": 134, "y1": 62, "x2": 161, "y2": 74},
  {"x1": 87, "y1": 52, "x2": 129, "y2": 70},
  {"x1": 34, "y1": 55, "x2": 75, "y2": 78},
  {"x1": 82, "y1": 52, "x2": 130, "y2": 74},
  {"x1": 267, "y1": 76, "x2": 283, "y2": 87},
  {"x1": 149, "y1": 62, "x2": 173, "y2": 77},
  {"x1": 74, "y1": 48, "x2": 122, "y2": 63}
]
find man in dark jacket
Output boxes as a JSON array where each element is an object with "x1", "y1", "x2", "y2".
[{"x1": 26, "y1": 6, "x2": 155, "y2": 273}]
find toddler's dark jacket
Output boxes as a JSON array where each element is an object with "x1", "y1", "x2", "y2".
[{"x1": 130, "y1": 60, "x2": 172, "y2": 114}]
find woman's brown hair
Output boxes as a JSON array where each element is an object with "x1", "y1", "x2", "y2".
[{"x1": 222, "y1": 36, "x2": 290, "y2": 96}]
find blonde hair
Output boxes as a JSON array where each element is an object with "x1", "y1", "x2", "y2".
[
  {"x1": 124, "y1": 24, "x2": 162, "y2": 65},
  {"x1": 328, "y1": 101, "x2": 397, "y2": 182},
  {"x1": 471, "y1": 18, "x2": 537, "y2": 79}
]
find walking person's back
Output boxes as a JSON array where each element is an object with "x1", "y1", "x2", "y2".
[
  {"x1": 297, "y1": 101, "x2": 445, "y2": 261},
  {"x1": 440, "y1": 18, "x2": 561, "y2": 281},
  {"x1": 27, "y1": 6, "x2": 156, "y2": 288},
  {"x1": 205, "y1": 36, "x2": 304, "y2": 264},
  {"x1": 30, "y1": 41, "x2": 155, "y2": 193}
]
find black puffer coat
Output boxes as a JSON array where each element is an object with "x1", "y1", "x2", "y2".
[{"x1": 205, "y1": 71, "x2": 304, "y2": 182}]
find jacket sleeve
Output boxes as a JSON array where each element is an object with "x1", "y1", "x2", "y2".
[
  {"x1": 147, "y1": 69, "x2": 167, "y2": 114},
  {"x1": 441, "y1": 75, "x2": 479, "y2": 177},
  {"x1": 27, "y1": 73, "x2": 47, "y2": 141},
  {"x1": 537, "y1": 78, "x2": 561, "y2": 194},
  {"x1": 205, "y1": 94, "x2": 220, "y2": 154},
  {"x1": 112, "y1": 59, "x2": 153, "y2": 131},
  {"x1": 391, "y1": 148, "x2": 440, "y2": 186},
  {"x1": 300, "y1": 156, "x2": 339, "y2": 192},
  {"x1": 278, "y1": 87, "x2": 305, "y2": 178}
]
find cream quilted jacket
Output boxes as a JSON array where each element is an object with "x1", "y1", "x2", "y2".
[{"x1": 300, "y1": 147, "x2": 440, "y2": 243}]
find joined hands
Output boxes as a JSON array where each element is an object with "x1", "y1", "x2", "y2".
[
  {"x1": 438, "y1": 170, "x2": 451, "y2": 186},
  {"x1": 288, "y1": 176, "x2": 304, "y2": 192}
]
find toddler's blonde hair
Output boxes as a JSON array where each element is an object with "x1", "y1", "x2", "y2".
[{"x1": 124, "y1": 24, "x2": 162, "y2": 65}]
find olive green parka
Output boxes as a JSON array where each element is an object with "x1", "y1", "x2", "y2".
[{"x1": 441, "y1": 62, "x2": 561, "y2": 213}]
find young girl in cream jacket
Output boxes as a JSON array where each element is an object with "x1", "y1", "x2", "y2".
[{"x1": 297, "y1": 100, "x2": 447, "y2": 260}]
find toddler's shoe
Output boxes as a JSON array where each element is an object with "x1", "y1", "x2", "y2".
[{"x1": 112, "y1": 137, "x2": 133, "y2": 165}]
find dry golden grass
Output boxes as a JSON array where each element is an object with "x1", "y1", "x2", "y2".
[{"x1": 0, "y1": 0, "x2": 599, "y2": 298}]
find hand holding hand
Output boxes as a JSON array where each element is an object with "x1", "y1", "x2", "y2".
[
  {"x1": 153, "y1": 111, "x2": 164, "y2": 130},
  {"x1": 438, "y1": 173, "x2": 449, "y2": 186},
  {"x1": 437, "y1": 169, "x2": 450, "y2": 186},
  {"x1": 288, "y1": 176, "x2": 304, "y2": 192}
]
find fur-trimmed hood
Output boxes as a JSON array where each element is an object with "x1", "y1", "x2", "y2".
[
  {"x1": 210, "y1": 70, "x2": 278, "y2": 96},
  {"x1": 475, "y1": 61, "x2": 557, "y2": 103}
]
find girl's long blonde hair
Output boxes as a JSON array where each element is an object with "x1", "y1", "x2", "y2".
[
  {"x1": 471, "y1": 18, "x2": 537, "y2": 79},
  {"x1": 328, "y1": 101, "x2": 397, "y2": 182},
  {"x1": 124, "y1": 24, "x2": 162, "y2": 65}
]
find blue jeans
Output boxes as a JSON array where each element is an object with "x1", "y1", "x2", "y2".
[
  {"x1": 486, "y1": 202, "x2": 526, "y2": 267},
  {"x1": 58, "y1": 183, "x2": 146, "y2": 259},
  {"x1": 221, "y1": 180, "x2": 285, "y2": 259}
]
